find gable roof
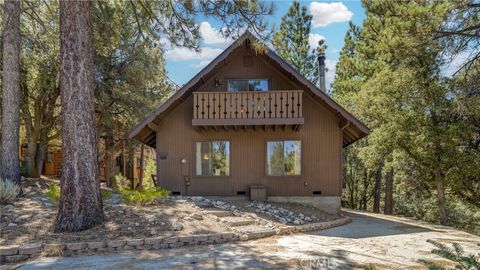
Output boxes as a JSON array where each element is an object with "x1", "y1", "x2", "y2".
[{"x1": 129, "y1": 31, "x2": 369, "y2": 148}]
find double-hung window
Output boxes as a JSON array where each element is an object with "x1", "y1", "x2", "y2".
[
  {"x1": 195, "y1": 141, "x2": 230, "y2": 176},
  {"x1": 266, "y1": 140, "x2": 301, "y2": 176},
  {"x1": 227, "y1": 79, "x2": 268, "y2": 92}
]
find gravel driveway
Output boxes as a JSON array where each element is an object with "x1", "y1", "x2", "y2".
[{"x1": 16, "y1": 210, "x2": 480, "y2": 270}]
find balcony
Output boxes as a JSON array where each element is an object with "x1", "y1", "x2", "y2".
[{"x1": 192, "y1": 90, "x2": 304, "y2": 131}]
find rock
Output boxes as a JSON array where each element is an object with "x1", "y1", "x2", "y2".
[
  {"x1": 5, "y1": 255, "x2": 29, "y2": 263},
  {"x1": 106, "y1": 240, "x2": 125, "y2": 248},
  {"x1": 190, "y1": 213, "x2": 203, "y2": 220},
  {"x1": 134, "y1": 222, "x2": 140, "y2": 226},
  {"x1": 19, "y1": 243, "x2": 42, "y2": 255},
  {"x1": 150, "y1": 229, "x2": 157, "y2": 235},
  {"x1": 8, "y1": 223, "x2": 17, "y2": 227},
  {"x1": 43, "y1": 202, "x2": 54, "y2": 208},
  {"x1": 279, "y1": 218, "x2": 288, "y2": 224},
  {"x1": 183, "y1": 216, "x2": 194, "y2": 221},
  {"x1": 239, "y1": 234, "x2": 249, "y2": 241},
  {"x1": 0, "y1": 245, "x2": 19, "y2": 256},
  {"x1": 305, "y1": 217, "x2": 312, "y2": 222},
  {"x1": 65, "y1": 242, "x2": 86, "y2": 251},
  {"x1": 15, "y1": 214, "x2": 33, "y2": 223},
  {"x1": 86, "y1": 241, "x2": 105, "y2": 249},
  {"x1": 172, "y1": 223, "x2": 183, "y2": 231},
  {"x1": 3, "y1": 204, "x2": 14, "y2": 211},
  {"x1": 293, "y1": 219, "x2": 301, "y2": 225}
]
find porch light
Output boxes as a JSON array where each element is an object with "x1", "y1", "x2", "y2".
[{"x1": 203, "y1": 153, "x2": 210, "y2": 160}]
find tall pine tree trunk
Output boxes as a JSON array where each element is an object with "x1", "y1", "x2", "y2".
[
  {"x1": 384, "y1": 169, "x2": 394, "y2": 215},
  {"x1": 54, "y1": 0, "x2": 104, "y2": 232},
  {"x1": 373, "y1": 163, "x2": 383, "y2": 213},
  {"x1": 1, "y1": 0, "x2": 21, "y2": 187},
  {"x1": 436, "y1": 182, "x2": 448, "y2": 225}
]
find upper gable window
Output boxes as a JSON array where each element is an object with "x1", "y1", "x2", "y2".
[{"x1": 227, "y1": 79, "x2": 268, "y2": 92}]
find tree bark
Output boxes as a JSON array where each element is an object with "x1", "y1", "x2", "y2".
[
  {"x1": 373, "y1": 163, "x2": 383, "y2": 213},
  {"x1": 54, "y1": 0, "x2": 104, "y2": 232},
  {"x1": 35, "y1": 131, "x2": 48, "y2": 175},
  {"x1": 1, "y1": 0, "x2": 21, "y2": 187},
  {"x1": 384, "y1": 169, "x2": 394, "y2": 215},
  {"x1": 436, "y1": 182, "x2": 448, "y2": 225}
]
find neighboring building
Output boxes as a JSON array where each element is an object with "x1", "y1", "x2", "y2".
[
  {"x1": 21, "y1": 143, "x2": 155, "y2": 187},
  {"x1": 129, "y1": 32, "x2": 369, "y2": 213}
]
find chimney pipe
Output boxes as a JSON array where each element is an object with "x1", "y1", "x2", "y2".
[{"x1": 317, "y1": 52, "x2": 326, "y2": 92}]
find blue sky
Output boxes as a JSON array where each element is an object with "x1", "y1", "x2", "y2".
[{"x1": 164, "y1": 1, "x2": 366, "y2": 89}]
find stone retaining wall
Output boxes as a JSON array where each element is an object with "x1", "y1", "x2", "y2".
[{"x1": 0, "y1": 217, "x2": 350, "y2": 264}]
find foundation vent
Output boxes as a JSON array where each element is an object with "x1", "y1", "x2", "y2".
[
  {"x1": 313, "y1": 191, "x2": 322, "y2": 195},
  {"x1": 236, "y1": 191, "x2": 246, "y2": 196}
]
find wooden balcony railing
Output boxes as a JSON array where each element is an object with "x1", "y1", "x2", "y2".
[{"x1": 192, "y1": 90, "x2": 303, "y2": 128}]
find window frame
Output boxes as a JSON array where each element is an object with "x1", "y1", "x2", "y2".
[
  {"x1": 265, "y1": 139, "x2": 303, "y2": 177},
  {"x1": 193, "y1": 140, "x2": 231, "y2": 177},
  {"x1": 226, "y1": 78, "x2": 270, "y2": 92}
]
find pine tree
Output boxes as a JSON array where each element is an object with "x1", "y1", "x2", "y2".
[
  {"x1": 54, "y1": 0, "x2": 105, "y2": 232},
  {"x1": 273, "y1": 1, "x2": 323, "y2": 85},
  {"x1": 1, "y1": 0, "x2": 21, "y2": 188}
]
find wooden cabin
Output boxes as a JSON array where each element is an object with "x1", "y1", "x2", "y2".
[{"x1": 129, "y1": 32, "x2": 369, "y2": 213}]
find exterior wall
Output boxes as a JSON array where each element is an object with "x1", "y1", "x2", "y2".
[{"x1": 155, "y1": 48, "x2": 342, "y2": 198}]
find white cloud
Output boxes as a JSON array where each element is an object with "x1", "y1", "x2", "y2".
[
  {"x1": 308, "y1": 33, "x2": 325, "y2": 49},
  {"x1": 164, "y1": 47, "x2": 223, "y2": 61},
  {"x1": 310, "y1": 2, "x2": 353, "y2": 27},
  {"x1": 199, "y1": 21, "x2": 233, "y2": 47}
]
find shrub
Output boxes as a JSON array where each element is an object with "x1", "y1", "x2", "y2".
[
  {"x1": 101, "y1": 190, "x2": 112, "y2": 200},
  {"x1": 46, "y1": 184, "x2": 60, "y2": 203},
  {"x1": 47, "y1": 183, "x2": 112, "y2": 202},
  {"x1": 420, "y1": 239, "x2": 480, "y2": 270},
  {"x1": 142, "y1": 160, "x2": 157, "y2": 191},
  {"x1": 117, "y1": 188, "x2": 169, "y2": 205},
  {"x1": 114, "y1": 173, "x2": 131, "y2": 190},
  {"x1": 0, "y1": 179, "x2": 20, "y2": 204}
]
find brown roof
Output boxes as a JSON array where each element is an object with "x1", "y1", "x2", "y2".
[{"x1": 129, "y1": 31, "x2": 369, "y2": 148}]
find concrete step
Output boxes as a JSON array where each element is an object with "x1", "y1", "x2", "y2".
[
  {"x1": 220, "y1": 216, "x2": 255, "y2": 227},
  {"x1": 233, "y1": 225, "x2": 277, "y2": 239},
  {"x1": 203, "y1": 209, "x2": 232, "y2": 217}
]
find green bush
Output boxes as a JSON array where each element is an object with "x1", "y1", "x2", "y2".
[
  {"x1": 0, "y1": 179, "x2": 20, "y2": 204},
  {"x1": 46, "y1": 183, "x2": 60, "y2": 203},
  {"x1": 420, "y1": 240, "x2": 480, "y2": 270},
  {"x1": 117, "y1": 188, "x2": 169, "y2": 205},
  {"x1": 101, "y1": 190, "x2": 112, "y2": 200},
  {"x1": 114, "y1": 173, "x2": 131, "y2": 190},
  {"x1": 47, "y1": 183, "x2": 112, "y2": 203},
  {"x1": 142, "y1": 160, "x2": 157, "y2": 191}
]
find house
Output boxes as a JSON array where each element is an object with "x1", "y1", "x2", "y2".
[
  {"x1": 129, "y1": 32, "x2": 369, "y2": 214},
  {"x1": 21, "y1": 142, "x2": 155, "y2": 188}
]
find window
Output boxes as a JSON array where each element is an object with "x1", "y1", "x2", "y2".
[
  {"x1": 267, "y1": 140, "x2": 301, "y2": 176},
  {"x1": 195, "y1": 141, "x2": 230, "y2": 176},
  {"x1": 227, "y1": 79, "x2": 268, "y2": 92}
]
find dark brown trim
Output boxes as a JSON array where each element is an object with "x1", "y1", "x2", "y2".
[
  {"x1": 192, "y1": 118, "x2": 304, "y2": 127},
  {"x1": 264, "y1": 139, "x2": 304, "y2": 178},
  {"x1": 191, "y1": 140, "x2": 232, "y2": 178}
]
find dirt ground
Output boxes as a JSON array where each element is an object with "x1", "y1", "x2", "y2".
[{"x1": 0, "y1": 177, "x2": 228, "y2": 245}]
